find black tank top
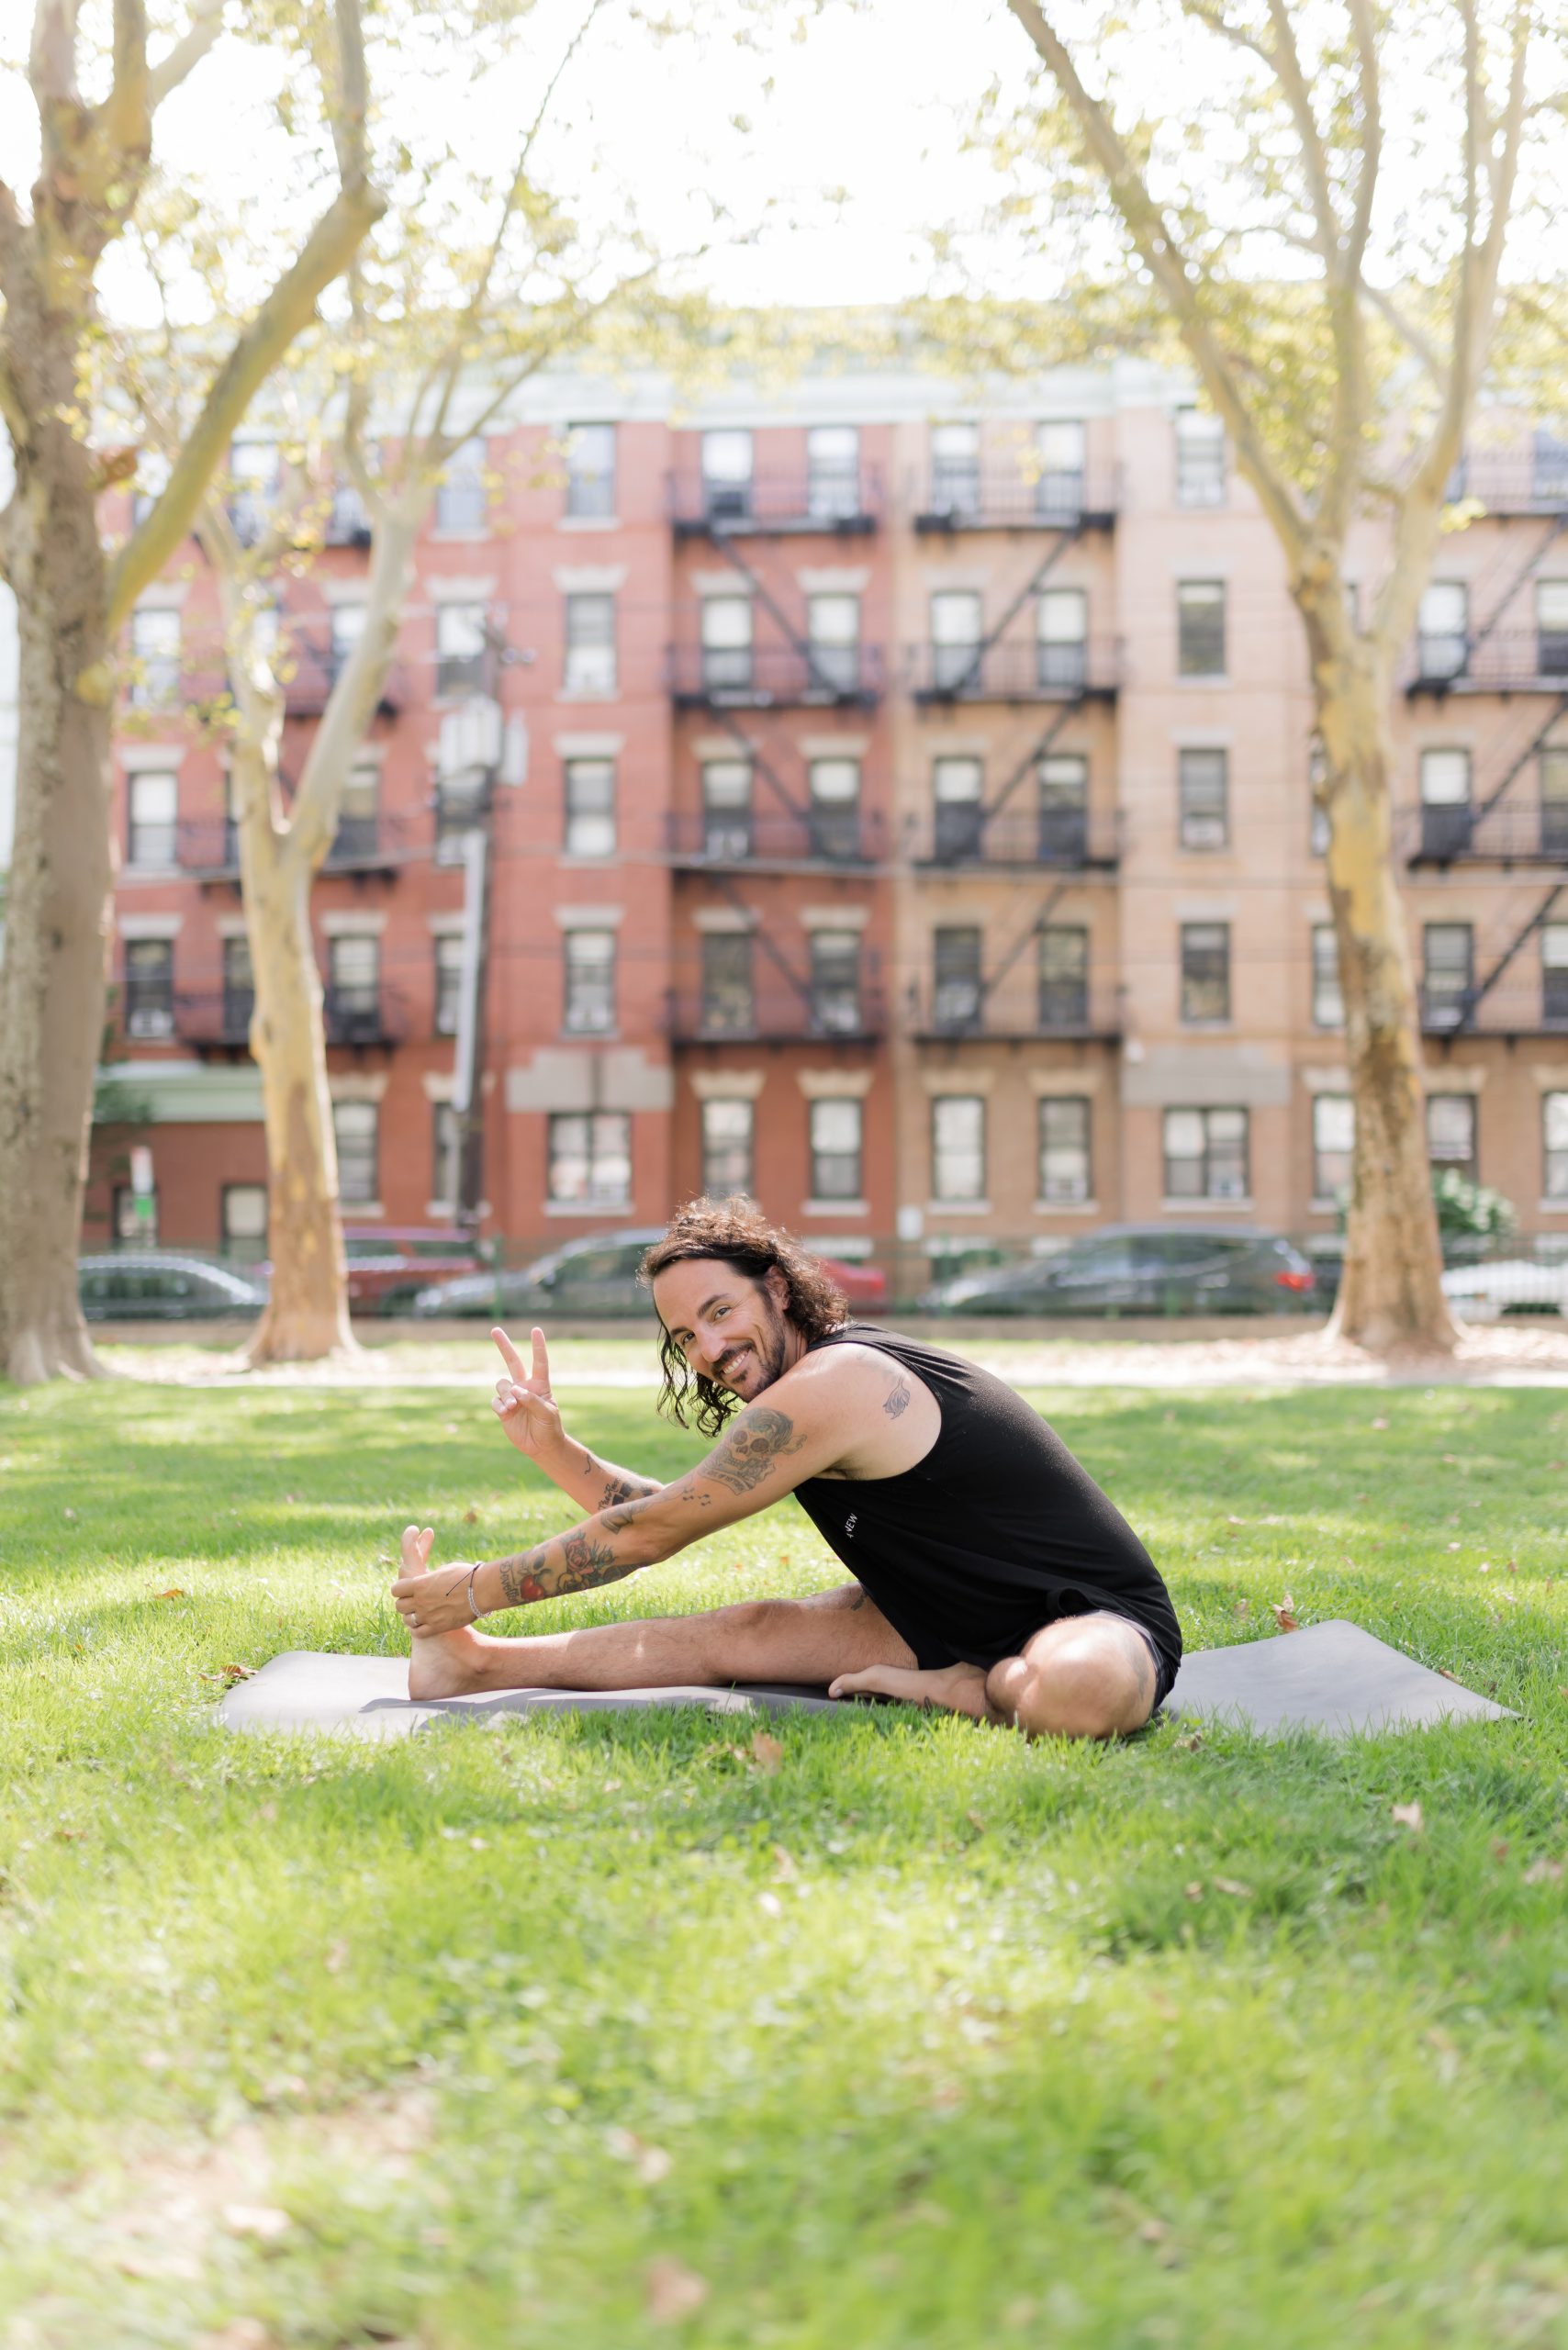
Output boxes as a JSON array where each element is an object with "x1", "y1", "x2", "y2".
[{"x1": 791, "y1": 1325, "x2": 1182, "y2": 1675}]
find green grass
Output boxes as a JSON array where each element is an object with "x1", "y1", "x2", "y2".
[{"x1": 3, "y1": 1369, "x2": 1568, "y2": 2347}]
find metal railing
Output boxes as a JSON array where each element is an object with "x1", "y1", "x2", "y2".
[
  {"x1": 908, "y1": 638, "x2": 1121, "y2": 702},
  {"x1": 665, "y1": 984, "x2": 888, "y2": 1044},
  {"x1": 669, "y1": 464, "x2": 884, "y2": 533},
  {"x1": 1406, "y1": 629, "x2": 1568, "y2": 693},
  {"x1": 912, "y1": 466, "x2": 1118, "y2": 532},
  {"x1": 1421, "y1": 980, "x2": 1568, "y2": 1036},
  {"x1": 1444, "y1": 452, "x2": 1568, "y2": 514},
  {"x1": 174, "y1": 808, "x2": 424, "y2": 877},
  {"x1": 906, "y1": 979, "x2": 1122, "y2": 1042},
  {"x1": 910, "y1": 806, "x2": 1118, "y2": 868},
  {"x1": 667, "y1": 643, "x2": 885, "y2": 709},
  {"x1": 174, "y1": 987, "x2": 256, "y2": 1048},
  {"x1": 1404, "y1": 800, "x2": 1568, "y2": 866},
  {"x1": 664, "y1": 808, "x2": 888, "y2": 867},
  {"x1": 323, "y1": 983, "x2": 410, "y2": 1046}
]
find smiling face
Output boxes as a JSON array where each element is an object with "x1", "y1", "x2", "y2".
[{"x1": 650, "y1": 1256, "x2": 802, "y2": 1405}]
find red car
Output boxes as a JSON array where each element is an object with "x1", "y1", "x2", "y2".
[
  {"x1": 815, "y1": 1254, "x2": 888, "y2": 1312},
  {"x1": 338, "y1": 1226, "x2": 486, "y2": 1315}
]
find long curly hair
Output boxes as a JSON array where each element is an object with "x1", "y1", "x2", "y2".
[{"x1": 640, "y1": 1196, "x2": 850, "y2": 1436}]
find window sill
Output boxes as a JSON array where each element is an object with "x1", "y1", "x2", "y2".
[
  {"x1": 556, "y1": 688, "x2": 622, "y2": 704},
  {"x1": 557, "y1": 514, "x2": 621, "y2": 532},
  {"x1": 926, "y1": 1198, "x2": 991, "y2": 1214},
  {"x1": 1160, "y1": 1196, "x2": 1254, "y2": 1213},
  {"x1": 543, "y1": 1198, "x2": 633, "y2": 1217},
  {"x1": 1538, "y1": 1200, "x2": 1568, "y2": 1214},
  {"x1": 429, "y1": 527, "x2": 490, "y2": 544},
  {"x1": 121, "y1": 865, "x2": 182, "y2": 883},
  {"x1": 802, "y1": 1197, "x2": 869, "y2": 1216},
  {"x1": 1033, "y1": 1199, "x2": 1099, "y2": 1214},
  {"x1": 1308, "y1": 1198, "x2": 1344, "y2": 1214},
  {"x1": 342, "y1": 1200, "x2": 385, "y2": 1218},
  {"x1": 1176, "y1": 673, "x2": 1229, "y2": 687},
  {"x1": 561, "y1": 1027, "x2": 621, "y2": 1044}
]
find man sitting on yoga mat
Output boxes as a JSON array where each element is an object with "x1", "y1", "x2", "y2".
[{"x1": 390, "y1": 1198, "x2": 1182, "y2": 1738}]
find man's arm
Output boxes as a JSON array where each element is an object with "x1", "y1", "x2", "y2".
[
  {"x1": 489, "y1": 1326, "x2": 662, "y2": 1512},
  {"x1": 393, "y1": 1372, "x2": 847, "y2": 1634}
]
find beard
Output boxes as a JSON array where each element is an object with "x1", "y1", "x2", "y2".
[{"x1": 713, "y1": 1293, "x2": 790, "y2": 1395}]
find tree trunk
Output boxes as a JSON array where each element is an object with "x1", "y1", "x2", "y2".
[
  {"x1": 1313, "y1": 644, "x2": 1458, "y2": 1355},
  {"x1": 241, "y1": 780, "x2": 357, "y2": 1364},
  {"x1": 0, "y1": 335, "x2": 115, "y2": 1383}
]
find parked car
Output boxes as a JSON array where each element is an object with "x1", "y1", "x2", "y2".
[
  {"x1": 410, "y1": 1230, "x2": 888, "y2": 1320},
  {"x1": 917, "y1": 1226, "x2": 1318, "y2": 1317},
  {"x1": 1440, "y1": 1258, "x2": 1568, "y2": 1320},
  {"x1": 275, "y1": 1227, "x2": 485, "y2": 1316},
  {"x1": 78, "y1": 1252, "x2": 268, "y2": 1321}
]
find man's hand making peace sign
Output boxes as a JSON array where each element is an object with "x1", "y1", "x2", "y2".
[{"x1": 487, "y1": 1325, "x2": 663, "y2": 1514}]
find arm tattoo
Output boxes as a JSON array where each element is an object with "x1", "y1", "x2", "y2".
[
  {"x1": 700, "y1": 1406, "x2": 805, "y2": 1496},
  {"x1": 577, "y1": 1446, "x2": 659, "y2": 1510},
  {"x1": 495, "y1": 1526, "x2": 633, "y2": 1606},
  {"x1": 882, "y1": 1373, "x2": 912, "y2": 1421}
]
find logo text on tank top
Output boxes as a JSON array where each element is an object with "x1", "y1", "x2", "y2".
[{"x1": 844, "y1": 1513, "x2": 857, "y2": 1539}]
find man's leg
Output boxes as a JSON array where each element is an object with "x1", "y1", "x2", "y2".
[
  {"x1": 407, "y1": 1578, "x2": 916, "y2": 1700},
  {"x1": 829, "y1": 1612, "x2": 1159, "y2": 1740}
]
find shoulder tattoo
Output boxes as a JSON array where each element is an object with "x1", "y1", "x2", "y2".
[
  {"x1": 882, "y1": 1372, "x2": 912, "y2": 1420},
  {"x1": 702, "y1": 1405, "x2": 805, "y2": 1495}
]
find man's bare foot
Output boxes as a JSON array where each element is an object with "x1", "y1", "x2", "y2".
[
  {"x1": 398, "y1": 1524, "x2": 491, "y2": 1702},
  {"x1": 826, "y1": 1658, "x2": 997, "y2": 1722}
]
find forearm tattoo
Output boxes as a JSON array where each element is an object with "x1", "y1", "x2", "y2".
[
  {"x1": 495, "y1": 1522, "x2": 634, "y2": 1606},
  {"x1": 577, "y1": 1443, "x2": 660, "y2": 1510}
]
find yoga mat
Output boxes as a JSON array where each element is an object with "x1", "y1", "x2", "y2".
[{"x1": 218, "y1": 1621, "x2": 1511, "y2": 1741}]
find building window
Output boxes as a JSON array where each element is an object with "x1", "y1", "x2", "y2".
[
  {"x1": 1428, "y1": 1092, "x2": 1477, "y2": 1180},
  {"x1": 807, "y1": 424, "x2": 860, "y2": 520},
  {"x1": 329, "y1": 601, "x2": 366, "y2": 680},
  {"x1": 432, "y1": 1101, "x2": 462, "y2": 1207},
  {"x1": 564, "y1": 592, "x2": 616, "y2": 695},
  {"x1": 548, "y1": 1111, "x2": 631, "y2": 1205},
  {"x1": 1039, "y1": 924, "x2": 1089, "y2": 1030},
  {"x1": 1541, "y1": 744, "x2": 1568, "y2": 856},
  {"x1": 807, "y1": 757, "x2": 860, "y2": 859},
  {"x1": 1178, "y1": 746, "x2": 1228, "y2": 850},
  {"x1": 1312, "y1": 1094, "x2": 1354, "y2": 1203},
  {"x1": 129, "y1": 607, "x2": 181, "y2": 708},
  {"x1": 1417, "y1": 582, "x2": 1469, "y2": 681},
  {"x1": 932, "y1": 1095, "x2": 985, "y2": 1203},
  {"x1": 228, "y1": 438, "x2": 277, "y2": 544},
  {"x1": 933, "y1": 925, "x2": 983, "y2": 1031},
  {"x1": 1036, "y1": 587, "x2": 1086, "y2": 690},
  {"x1": 222, "y1": 934, "x2": 254, "y2": 1042},
  {"x1": 1311, "y1": 923, "x2": 1344, "y2": 1027},
  {"x1": 436, "y1": 602, "x2": 487, "y2": 699},
  {"x1": 1423, "y1": 922, "x2": 1473, "y2": 1028},
  {"x1": 1036, "y1": 420, "x2": 1085, "y2": 517},
  {"x1": 701, "y1": 1097, "x2": 755, "y2": 1195},
  {"x1": 930, "y1": 420, "x2": 980, "y2": 515},
  {"x1": 1309, "y1": 735, "x2": 1330, "y2": 855},
  {"x1": 563, "y1": 928, "x2": 616, "y2": 1035},
  {"x1": 327, "y1": 934, "x2": 380, "y2": 1041},
  {"x1": 113, "y1": 1184, "x2": 159, "y2": 1247},
  {"x1": 809, "y1": 1098, "x2": 862, "y2": 1202},
  {"x1": 124, "y1": 938, "x2": 174, "y2": 1038},
  {"x1": 1419, "y1": 748, "x2": 1473, "y2": 858},
  {"x1": 221, "y1": 1182, "x2": 268, "y2": 1263},
  {"x1": 1038, "y1": 753, "x2": 1087, "y2": 862},
  {"x1": 931, "y1": 588, "x2": 982, "y2": 690},
  {"x1": 700, "y1": 594, "x2": 752, "y2": 690},
  {"x1": 810, "y1": 929, "x2": 862, "y2": 1034},
  {"x1": 1544, "y1": 1091, "x2": 1568, "y2": 1199},
  {"x1": 433, "y1": 932, "x2": 464, "y2": 1037},
  {"x1": 932, "y1": 755, "x2": 983, "y2": 862},
  {"x1": 1175, "y1": 407, "x2": 1226, "y2": 505},
  {"x1": 701, "y1": 758, "x2": 753, "y2": 858},
  {"x1": 700, "y1": 931, "x2": 755, "y2": 1035},
  {"x1": 1543, "y1": 922, "x2": 1568, "y2": 1024},
  {"x1": 332, "y1": 754, "x2": 380, "y2": 861},
  {"x1": 1537, "y1": 580, "x2": 1568, "y2": 676},
  {"x1": 806, "y1": 592, "x2": 860, "y2": 694},
  {"x1": 700, "y1": 429, "x2": 753, "y2": 520},
  {"x1": 333, "y1": 1100, "x2": 378, "y2": 1204},
  {"x1": 435, "y1": 437, "x2": 487, "y2": 534},
  {"x1": 566, "y1": 422, "x2": 615, "y2": 519},
  {"x1": 1163, "y1": 1106, "x2": 1249, "y2": 1201},
  {"x1": 127, "y1": 769, "x2": 178, "y2": 867},
  {"x1": 1181, "y1": 922, "x2": 1231, "y2": 1023},
  {"x1": 564, "y1": 757, "x2": 616, "y2": 856},
  {"x1": 1038, "y1": 1096, "x2": 1092, "y2": 1203},
  {"x1": 1177, "y1": 581, "x2": 1226, "y2": 677}
]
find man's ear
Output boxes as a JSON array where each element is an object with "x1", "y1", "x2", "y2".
[{"x1": 762, "y1": 1265, "x2": 790, "y2": 1316}]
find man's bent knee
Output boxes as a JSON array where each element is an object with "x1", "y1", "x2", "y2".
[{"x1": 985, "y1": 1616, "x2": 1155, "y2": 1740}]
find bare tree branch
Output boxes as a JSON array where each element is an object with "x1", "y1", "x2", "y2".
[
  {"x1": 29, "y1": 0, "x2": 79, "y2": 112},
  {"x1": 1006, "y1": 0, "x2": 1309, "y2": 566},
  {"x1": 99, "y1": 0, "x2": 151, "y2": 159},
  {"x1": 1342, "y1": 0, "x2": 1383, "y2": 285},
  {"x1": 1259, "y1": 0, "x2": 1339, "y2": 266},
  {"x1": 1359, "y1": 280, "x2": 1444, "y2": 386},
  {"x1": 147, "y1": 0, "x2": 225, "y2": 109}
]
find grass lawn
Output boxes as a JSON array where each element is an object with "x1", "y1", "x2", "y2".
[{"x1": 2, "y1": 1367, "x2": 1567, "y2": 2348}]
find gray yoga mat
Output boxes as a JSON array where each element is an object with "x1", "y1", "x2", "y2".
[{"x1": 217, "y1": 1620, "x2": 1511, "y2": 1742}]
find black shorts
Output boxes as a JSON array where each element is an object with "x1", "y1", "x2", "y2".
[{"x1": 871, "y1": 1583, "x2": 1179, "y2": 1709}]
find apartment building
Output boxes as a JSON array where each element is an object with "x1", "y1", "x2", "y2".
[{"x1": 85, "y1": 353, "x2": 1568, "y2": 1274}]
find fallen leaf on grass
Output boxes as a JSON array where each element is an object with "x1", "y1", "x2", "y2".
[
  {"x1": 463, "y1": 1506, "x2": 479, "y2": 1525},
  {"x1": 1438, "y1": 1668, "x2": 1459, "y2": 1682},
  {"x1": 1233, "y1": 1598, "x2": 1250, "y2": 1619},
  {"x1": 1175, "y1": 1733, "x2": 1204, "y2": 1751},
  {"x1": 756, "y1": 1890, "x2": 784, "y2": 1919},
  {"x1": 748, "y1": 1730, "x2": 784, "y2": 1775},
  {"x1": 608, "y1": 2126, "x2": 674, "y2": 2184},
  {"x1": 1392, "y1": 1801, "x2": 1425, "y2": 1833},
  {"x1": 153, "y1": 1587, "x2": 185, "y2": 1601},
  {"x1": 1212, "y1": 1876, "x2": 1253, "y2": 1898},
  {"x1": 965, "y1": 1810, "x2": 988, "y2": 1836},
  {"x1": 1523, "y1": 1857, "x2": 1564, "y2": 1886},
  {"x1": 646, "y1": 2257, "x2": 709, "y2": 2324},
  {"x1": 221, "y1": 2203, "x2": 291, "y2": 2242},
  {"x1": 1371, "y1": 1416, "x2": 1389, "y2": 1431},
  {"x1": 1183, "y1": 1880, "x2": 1205, "y2": 1901},
  {"x1": 1272, "y1": 1595, "x2": 1301, "y2": 1632}
]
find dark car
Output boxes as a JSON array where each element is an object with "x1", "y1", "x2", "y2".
[
  {"x1": 917, "y1": 1225, "x2": 1317, "y2": 1317},
  {"x1": 411, "y1": 1230, "x2": 889, "y2": 1320},
  {"x1": 78, "y1": 1252, "x2": 269, "y2": 1321}
]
